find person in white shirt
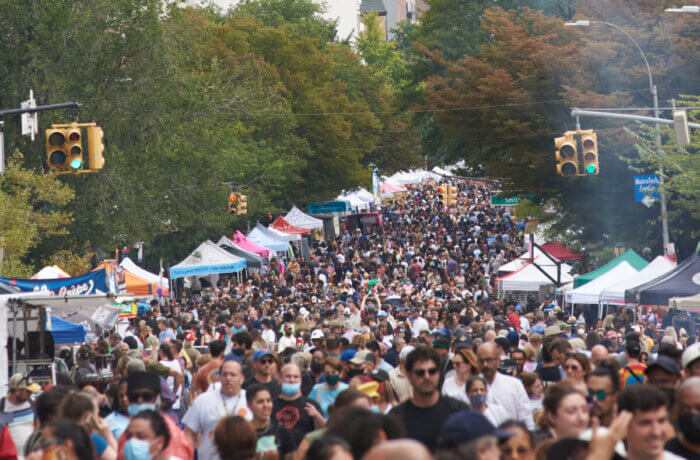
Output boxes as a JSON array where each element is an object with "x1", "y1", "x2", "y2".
[
  {"x1": 466, "y1": 375, "x2": 510, "y2": 427},
  {"x1": 277, "y1": 325, "x2": 296, "y2": 353},
  {"x1": 410, "y1": 310, "x2": 429, "y2": 338},
  {"x1": 183, "y1": 360, "x2": 252, "y2": 460},
  {"x1": 261, "y1": 319, "x2": 276, "y2": 349},
  {"x1": 477, "y1": 342, "x2": 534, "y2": 430},
  {"x1": 2, "y1": 373, "x2": 40, "y2": 460}
]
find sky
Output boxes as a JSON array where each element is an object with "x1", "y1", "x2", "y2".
[{"x1": 179, "y1": 0, "x2": 362, "y2": 40}]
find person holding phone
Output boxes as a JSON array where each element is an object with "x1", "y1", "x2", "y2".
[{"x1": 57, "y1": 391, "x2": 118, "y2": 460}]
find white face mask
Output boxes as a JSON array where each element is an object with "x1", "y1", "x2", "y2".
[{"x1": 577, "y1": 329, "x2": 585, "y2": 336}]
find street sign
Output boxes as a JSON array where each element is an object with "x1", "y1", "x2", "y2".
[
  {"x1": 634, "y1": 174, "x2": 661, "y2": 206},
  {"x1": 20, "y1": 90, "x2": 38, "y2": 141},
  {"x1": 308, "y1": 201, "x2": 351, "y2": 214},
  {"x1": 490, "y1": 195, "x2": 534, "y2": 206}
]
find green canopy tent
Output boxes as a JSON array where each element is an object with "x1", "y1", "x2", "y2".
[{"x1": 574, "y1": 249, "x2": 648, "y2": 288}]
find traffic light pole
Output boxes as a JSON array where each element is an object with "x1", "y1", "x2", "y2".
[{"x1": 0, "y1": 100, "x2": 81, "y2": 175}]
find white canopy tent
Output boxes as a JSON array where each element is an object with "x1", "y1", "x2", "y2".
[
  {"x1": 670, "y1": 294, "x2": 700, "y2": 312},
  {"x1": 266, "y1": 225, "x2": 302, "y2": 242},
  {"x1": 119, "y1": 257, "x2": 169, "y2": 291},
  {"x1": 284, "y1": 206, "x2": 323, "y2": 230},
  {"x1": 498, "y1": 246, "x2": 568, "y2": 275},
  {"x1": 170, "y1": 241, "x2": 246, "y2": 279},
  {"x1": 31, "y1": 266, "x2": 70, "y2": 279},
  {"x1": 497, "y1": 262, "x2": 574, "y2": 291},
  {"x1": 335, "y1": 193, "x2": 370, "y2": 210},
  {"x1": 565, "y1": 261, "x2": 640, "y2": 305},
  {"x1": 599, "y1": 256, "x2": 676, "y2": 304}
]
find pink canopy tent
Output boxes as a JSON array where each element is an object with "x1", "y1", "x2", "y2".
[
  {"x1": 270, "y1": 216, "x2": 311, "y2": 235},
  {"x1": 381, "y1": 182, "x2": 406, "y2": 194},
  {"x1": 231, "y1": 231, "x2": 272, "y2": 258}
]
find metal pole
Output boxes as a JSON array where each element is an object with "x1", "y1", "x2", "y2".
[
  {"x1": 0, "y1": 101, "x2": 80, "y2": 118},
  {"x1": 11, "y1": 303, "x2": 17, "y2": 374},
  {"x1": 0, "y1": 121, "x2": 4, "y2": 175},
  {"x1": 570, "y1": 109, "x2": 700, "y2": 128},
  {"x1": 653, "y1": 85, "x2": 670, "y2": 247}
]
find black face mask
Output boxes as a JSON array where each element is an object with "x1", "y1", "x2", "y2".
[
  {"x1": 678, "y1": 413, "x2": 700, "y2": 444},
  {"x1": 310, "y1": 360, "x2": 323, "y2": 375},
  {"x1": 232, "y1": 348, "x2": 245, "y2": 356}
]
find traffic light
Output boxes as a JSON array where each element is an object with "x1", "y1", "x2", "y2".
[
  {"x1": 438, "y1": 184, "x2": 448, "y2": 207},
  {"x1": 237, "y1": 194, "x2": 248, "y2": 215},
  {"x1": 228, "y1": 193, "x2": 237, "y2": 214},
  {"x1": 87, "y1": 126, "x2": 105, "y2": 170},
  {"x1": 555, "y1": 131, "x2": 578, "y2": 176},
  {"x1": 447, "y1": 184, "x2": 458, "y2": 207},
  {"x1": 65, "y1": 127, "x2": 83, "y2": 171},
  {"x1": 580, "y1": 130, "x2": 598, "y2": 175},
  {"x1": 46, "y1": 128, "x2": 69, "y2": 172}
]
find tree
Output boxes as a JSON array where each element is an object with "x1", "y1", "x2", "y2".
[{"x1": 0, "y1": 154, "x2": 74, "y2": 277}]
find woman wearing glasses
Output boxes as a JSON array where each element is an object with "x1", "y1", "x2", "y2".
[
  {"x1": 563, "y1": 352, "x2": 591, "y2": 387},
  {"x1": 499, "y1": 420, "x2": 535, "y2": 460}
]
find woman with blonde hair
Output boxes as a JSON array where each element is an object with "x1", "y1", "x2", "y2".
[{"x1": 441, "y1": 348, "x2": 480, "y2": 404}]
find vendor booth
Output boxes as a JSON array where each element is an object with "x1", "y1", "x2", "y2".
[
  {"x1": 247, "y1": 225, "x2": 291, "y2": 253},
  {"x1": 599, "y1": 256, "x2": 676, "y2": 304},
  {"x1": 574, "y1": 249, "x2": 648, "y2": 287},
  {"x1": 32, "y1": 265, "x2": 70, "y2": 279},
  {"x1": 566, "y1": 262, "x2": 641, "y2": 305},
  {"x1": 170, "y1": 240, "x2": 247, "y2": 279},
  {"x1": 49, "y1": 315, "x2": 87, "y2": 345},
  {"x1": 539, "y1": 242, "x2": 582, "y2": 261},
  {"x1": 119, "y1": 257, "x2": 169, "y2": 296},
  {"x1": 270, "y1": 216, "x2": 311, "y2": 235},
  {"x1": 231, "y1": 231, "x2": 272, "y2": 258},
  {"x1": 626, "y1": 251, "x2": 700, "y2": 305},
  {"x1": 284, "y1": 206, "x2": 323, "y2": 230},
  {"x1": 217, "y1": 236, "x2": 265, "y2": 270},
  {"x1": 95, "y1": 261, "x2": 163, "y2": 297}
]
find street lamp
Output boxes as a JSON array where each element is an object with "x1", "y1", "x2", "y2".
[
  {"x1": 665, "y1": 6, "x2": 699, "y2": 12},
  {"x1": 564, "y1": 19, "x2": 671, "y2": 252}
]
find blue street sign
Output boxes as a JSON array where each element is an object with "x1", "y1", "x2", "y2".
[{"x1": 634, "y1": 175, "x2": 661, "y2": 202}]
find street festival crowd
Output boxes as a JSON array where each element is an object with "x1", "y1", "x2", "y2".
[{"x1": 2, "y1": 179, "x2": 699, "y2": 460}]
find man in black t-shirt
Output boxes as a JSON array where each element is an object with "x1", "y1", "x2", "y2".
[
  {"x1": 243, "y1": 350, "x2": 281, "y2": 400},
  {"x1": 665, "y1": 377, "x2": 700, "y2": 458},
  {"x1": 389, "y1": 346, "x2": 468, "y2": 452},
  {"x1": 272, "y1": 363, "x2": 325, "y2": 447}
]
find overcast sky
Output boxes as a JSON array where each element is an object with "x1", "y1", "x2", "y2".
[{"x1": 180, "y1": 0, "x2": 361, "y2": 40}]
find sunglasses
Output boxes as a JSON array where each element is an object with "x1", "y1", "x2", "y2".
[
  {"x1": 564, "y1": 365, "x2": 582, "y2": 371},
  {"x1": 128, "y1": 391, "x2": 158, "y2": 403},
  {"x1": 413, "y1": 367, "x2": 439, "y2": 377},
  {"x1": 588, "y1": 390, "x2": 610, "y2": 401},
  {"x1": 259, "y1": 359, "x2": 275, "y2": 365}
]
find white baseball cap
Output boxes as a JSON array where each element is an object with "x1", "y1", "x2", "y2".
[{"x1": 311, "y1": 329, "x2": 324, "y2": 340}]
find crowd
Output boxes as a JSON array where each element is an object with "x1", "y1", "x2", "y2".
[{"x1": 1, "y1": 179, "x2": 699, "y2": 460}]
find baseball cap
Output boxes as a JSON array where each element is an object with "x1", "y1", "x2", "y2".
[
  {"x1": 9, "y1": 373, "x2": 41, "y2": 393},
  {"x1": 350, "y1": 350, "x2": 375, "y2": 365},
  {"x1": 311, "y1": 329, "x2": 325, "y2": 340},
  {"x1": 432, "y1": 335, "x2": 451, "y2": 349},
  {"x1": 376, "y1": 311, "x2": 388, "y2": 317},
  {"x1": 435, "y1": 328, "x2": 452, "y2": 338},
  {"x1": 253, "y1": 350, "x2": 274, "y2": 362},
  {"x1": 682, "y1": 342, "x2": 700, "y2": 369},
  {"x1": 438, "y1": 410, "x2": 512, "y2": 449},
  {"x1": 185, "y1": 332, "x2": 196, "y2": 341},
  {"x1": 340, "y1": 349, "x2": 357, "y2": 363},
  {"x1": 645, "y1": 356, "x2": 681, "y2": 377}
]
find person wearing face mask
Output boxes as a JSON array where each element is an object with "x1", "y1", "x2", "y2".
[
  {"x1": 665, "y1": 376, "x2": 700, "y2": 458},
  {"x1": 272, "y1": 364, "x2": 325, "y2": 448},
  {"x1": 309, "y1": 358, "x2": 349, "y2": 418},
  {"x1": 122, "y1": 410, "x2": 177, "y2": 460},
  {"x1": 466, "y1": 376, "x2": 509, "y2": 428},
  {"x1": 116, "y1": 372, "x2": 193, "y2": 460}
]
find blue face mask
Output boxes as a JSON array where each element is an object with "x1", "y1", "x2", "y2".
[
  {"x1": 123, "y1": 439, "x2": 152, "y2": 460},
  {"x1": 282, "y1": 383, "x2": 301, "y2": 397},
  {"x1": 469, "y1": 394, "x2": 487, "y2": 409},
  {"x1": 128, "y1": 402, "x2": 157, "y2": 417}
]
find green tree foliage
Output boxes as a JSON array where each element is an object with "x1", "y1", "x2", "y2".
[{"x1": 0, "y1": 154, "x2": 74, "y2": 277}]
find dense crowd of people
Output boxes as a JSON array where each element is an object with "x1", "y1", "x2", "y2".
[{"x1": 2, "y1": 179, "x2": 699, "y2": 460}]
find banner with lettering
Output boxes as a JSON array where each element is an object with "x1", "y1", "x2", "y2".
[{"x1": 0, "y1": 268, "x2": 114, "y2": 296}]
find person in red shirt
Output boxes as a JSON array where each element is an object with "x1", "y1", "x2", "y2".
[
  {"x1": 507, "y1": 304, "x2": 521, "y2": 333},
  {"x1": 0, "y1": 425, "x2": 17, "y2": 460},
  {"x1": 192, "y1": 340, "x2": 226, "y2": 394}
]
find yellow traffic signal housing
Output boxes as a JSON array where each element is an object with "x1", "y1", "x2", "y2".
[
  {"x1": 447, "y1": 184, "x2": 458, "y2": 207},
  {"x1": 555, "y1": 132, "x2": 578, "y2": 177},
  {"x1": 237, "y1": 195, "x2": 248, "y2": 215},
  {"x1": 87, "y1": 126, "x2": 105, "y2": 170},
  {"x1": 438, "y1": 184, "x2": 448, "y2": 207},
  {"x1": 46, "y1": 128, "x2": 69, "y2": 172},
  {"x1": 580, "y1": 130, "x2": 598, "y2": 175},
  {"x1": 65, "y1": 127, "x2": 83, "y2": 171},
  {"x1": 228, "y1": 193, "x2": 237, "y2": 214}
]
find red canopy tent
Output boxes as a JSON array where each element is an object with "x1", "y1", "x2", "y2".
[
  {"x1": 270, "y1": 216, "x2": 311, "y2": 235},
  {"x1": 540, "y1": 242, "x2": 582, "y2": 261}
]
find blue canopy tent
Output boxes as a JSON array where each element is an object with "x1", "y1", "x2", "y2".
[
  {"x1": 170, "y1": 240, "x2": 247, "y2": 279},
  {"x1": 48, "y1": 315, "x2": 87, "y2": 344},
  {"x1": 247, "y1": 225, "x2": 290, "y2": 253}
]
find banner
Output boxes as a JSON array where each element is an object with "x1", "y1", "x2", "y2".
[
  {"x1": 0, "y1": 268, "x2": 115, "y2": 296},
  {"x1": 117, "y1": 302, "x2": 137, "y2": 319},
  {"x1": 634, "y1": 175, "x2": 661, "y2": 203}
]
